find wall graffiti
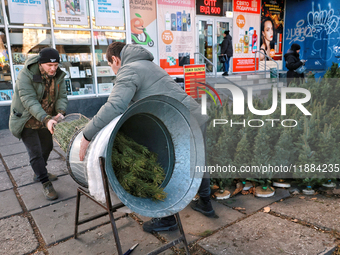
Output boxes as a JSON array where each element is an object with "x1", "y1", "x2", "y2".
[{"x1": 284, "y1": 1, "x2": 340, "y2": 70}]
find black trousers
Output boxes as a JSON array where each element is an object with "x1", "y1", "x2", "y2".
[{"x1": 21, "y1": 128, "x2": 53, "y2": 184}]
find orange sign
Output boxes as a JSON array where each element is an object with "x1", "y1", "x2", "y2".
[
  {"x1": 184, "y1": 64, "x2": 206, "y2": 99},
  {"x1": 161, "y1": 30, "x2": 174, "y2": 45},
  {"x1": 236, "y1": 15, "x2": 245, "y2": 28},
  {"x1": 233, "y1": 0, "x2": 261, "y2": 14}
]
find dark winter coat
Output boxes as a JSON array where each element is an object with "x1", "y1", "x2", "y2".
[
  {"x1": 284, "y1": 49, "x2": 304, "y2": 79},
  {"x1": 83, "y1": 44, "x2": 209, "y2": 141},
  {"x1": 221, "y1": 35, "x2": 233, "y2": 58},
  {"x1": 9, "y1": 55, "x2": 67, "y2": 139}
]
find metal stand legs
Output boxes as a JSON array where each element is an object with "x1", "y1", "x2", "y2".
[{"x1": 74, "y1": 156, "x2": 190, "y2": 255}]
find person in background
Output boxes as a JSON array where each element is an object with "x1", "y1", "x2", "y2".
[
  {"x1": 260, "y1": 17, "x2": 275, "y2": 61},
  {"x1": 284, "y1": 43, "x2": 306, "y2": 85},
  {"x1": 9, "y1": 48, "x2": 67, "y2": 200},
  {"x1": 79, "y1": 42, "x2": 217, "y2": 233},
  {"x1": 220, "y1": 30, "x2": 233, "y2": 76}
]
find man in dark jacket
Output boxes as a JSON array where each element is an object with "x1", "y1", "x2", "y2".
[
  {"x1": 9, "y1": 48, "x2": 68, "y2": 200},
  {"x1": 79, "y1": 42, "x2": 216, "y2": 233},
  {"x1": 220, "y1": 30, "x2": 233, "y2": 76},
  {"x1": 284, "y1": 43, "x2": 306, "y2": 84}
]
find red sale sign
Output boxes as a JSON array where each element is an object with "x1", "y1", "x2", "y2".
[{"x1": 233, "y1": 0, "x2": 260, "y2": 14}]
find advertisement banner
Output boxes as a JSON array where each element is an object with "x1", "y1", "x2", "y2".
[
  {"x1": 94, "y1": 0, "x2": 124, "y2": 27},
  {"x1": 130, "y1": 0, "x2": 158, "y2": 63},
  {"x1": 8, "y1": 0, "x2": 47, "y2": 24},
  {"x1": 260, "y1": 0, "x2": 284, "y2": 62},
  {"x1": 232, "y1": 10, "x2": 260, "y2": 72},
  {"x1": 158, "y1": 0, "x2": 195, "y2": 75},
  {"x1": 234, "y1": 0, "x2": 260, "y2": 14},
  {"x1": 54, "y1": 0, "x2": 88, "y2": 25},
  {"x1": 184, "y1": 64, "x2": 206, "y2": 98}
]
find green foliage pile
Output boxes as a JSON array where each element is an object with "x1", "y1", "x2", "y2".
[
  {"x1": 112, "y1": 132, "x2": 167, "y2": 201},
  {"x1": 207, "y1": 63, "x2": 340, "y2": 190},
  {"x1": 53, "y1": 116, "x2": 89, "y2": 153}
]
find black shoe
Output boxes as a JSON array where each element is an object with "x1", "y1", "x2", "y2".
[
  {"x1": 42, "y1": 181, "x2": 58, "y2": 200},
  {"x1": 222, "y1": 72, "x2": 229, "y2": 76},
  {"x1": 33, "y1": 173, "x2": 58, "y2": 182},
  {"x1": 191, "y1": 197, "x2": 218, "y2": 218},
  {"x1": 143, "y1": 216, "x2": 178, "y2": 233}
]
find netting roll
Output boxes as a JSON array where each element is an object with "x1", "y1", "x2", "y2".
[{"x1": 53, "y1": 113, "x2": 90, "y2": 187}]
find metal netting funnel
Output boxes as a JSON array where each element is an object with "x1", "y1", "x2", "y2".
[{"x1": 65, "y1": 95, "x2": 205, "y2": 218}]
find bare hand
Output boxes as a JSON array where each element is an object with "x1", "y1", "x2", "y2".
[
  {"x1": 79, "y1": 136, "x2": 90, "y2": 161},
  {"x1": 46, "y1": 119, "x2": 57, "y2": 134},
  {"x1": 53, "y1": 113, "x2": 65, "y2": 122}
]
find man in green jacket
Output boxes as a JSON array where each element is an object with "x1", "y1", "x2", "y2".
[
  {"x1": 79, "y1": 42, "x2": 216, "y2": 233},
  {"x1": 9, "y1": 48, "x2": 68, "y2": 200}
]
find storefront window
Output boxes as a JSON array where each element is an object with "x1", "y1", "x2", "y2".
[
  {"x1": 55, "y1": 30, "x2": 92, "y2": 96},
  {"x1": 0, "y1": 29, "x2": 11, "y2": 101},
  {"x1": 94, "y1": 31, "x2": 125, "y2": 95},
  {"x1": 5, "y1": 0, "x2": 50, "y2": 26},
  {"x1": 91, "y1": 0, "x2": 125, "y2": 30},
  {"x1": 9, "y1": 28, "x2": 52, "y2": 87},
  {"x1": 51, "y1": 0, "x2": 90, "y2": 29}
]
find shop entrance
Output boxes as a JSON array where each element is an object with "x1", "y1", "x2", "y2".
[{"x1": 196, "y1": 17, "x2": 233, "y2": 75}]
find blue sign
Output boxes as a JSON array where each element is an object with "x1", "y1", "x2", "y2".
[{"x1": 284, "y1": 0, "x2": 340, "y2": 72}]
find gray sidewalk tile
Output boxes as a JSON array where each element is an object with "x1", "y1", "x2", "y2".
[
  {"x1": 198, "y1": 212, "x2": 336, "y2": 255},
  {"x1": 31, "y1": 196, "x2": 125, "y2": 245},
  {"x1": 3, "y1": 150, "x2": 61, "y2": 170},
  {"x1": 0, "y1": 129, "x2": 20, "y2": 146},
  {"x1": 138, "y1": 200, "x2": 244, "y2": 244},
  {"x1": 11, "y1": 159, "x2": 68, "y2": 187},
  {"x1": 18, "y1": 175, "x2": 78, "y2": 211},
  {"x1": 47, "y1": 217, "x2": 172, "y2": 255},
  {"x1": 0, "y1": 215, "x2": 38, "y2": 255},
  {"x1": 0, "y1": 189, "x2": 22, "y2": 218},
  {"x1": 0, "y1": 171, "x2": 13, "y2": 191},
  {"x1": 220, "y1": 188, "x2": 290, "y2": 215},
  {"x1": 0, "y1": 161, "x2": 5, "y2": 172},
  {"x1": 270, "y1": 195, "x2": 340, "y2": 233},
  {"x1": 53, "y1": 143, "x2": 67, "y2": 159},
  {"x1": 0, "y1": 142, "x2": 27, "y2": 157}
]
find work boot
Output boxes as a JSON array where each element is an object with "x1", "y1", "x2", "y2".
[
  {"x1": 191, "y1": 196, "x2": 218, "y2": 218},
  {"x1": 33, "y1": 173, "x2": 58, "y2": 182},
  {"x1": 143, "y1": 215, "x2": 178, "y2": 233},
  {"x1": 42, "y1": 181, "x2": 58, "y2": 200},
  {"x1": 222, "y1": 72, "x2": 229, "y2": 76}
]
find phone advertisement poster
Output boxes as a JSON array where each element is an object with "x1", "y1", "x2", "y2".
[
  {"x1": 54, "y1": 0, "x2": 88, "y2": 25},
  {"x1": 232, "y1": 0, "x2": 261, "y2": 72},
  {"x1": 129, "y1": 0, "x2": 158, "y2": 64},
  {"x1": 157, "y1": 0, "x2": 195, "y2": 75}
]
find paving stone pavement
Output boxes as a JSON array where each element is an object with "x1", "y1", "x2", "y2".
[{"x1": 0, "y1": 128, "x2": 339, "y2": 255}]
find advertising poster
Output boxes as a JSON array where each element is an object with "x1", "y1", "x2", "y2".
[
  {"x1": 158, "y1": 0, "x2": 195, "y2": 75},
  {"x1": 8, "y1": 0, "x2": 47, "y2": 24},
  {"x1": 54, "y1": 0, "x2": 88, "y2": 25},
  {"x1": 232, "y1": 0, "x2": 261, "y2": 72},
  {"x1": 94, "y1": 0, "x2": 124, "y2": 27},
  {"x1": 284, "y1": 0, "x2": 340, "y2": 72},
  {"x1": 130, "y1": 0, "x2": 158, "y2": 64},
  {"x1": 260, "y1": 0, "x2": 285, "y2": 62}
]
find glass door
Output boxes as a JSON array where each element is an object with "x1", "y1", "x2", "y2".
[
  {"x1": 196, "y1": 17, "x2": 232, "y2": 75},
  {"x1": 216, "y1": 19, "x2": 232, "y2": 73}
]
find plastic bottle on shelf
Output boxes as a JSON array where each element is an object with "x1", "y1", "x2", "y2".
[
  {"x1": 252, "y1": 30, "x2": 258, "y2": 53},
  {"x1": 244, "y1": 31, "x2": 249, "y2": 54}
]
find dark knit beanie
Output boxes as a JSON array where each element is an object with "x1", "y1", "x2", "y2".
[
  {"x1": 224, "y1": 30, "x2": 230, "y2": 35},
  {"x1": 290, "y1": 43, "x2": 301, "y2": 52},
  {"x1": 39, "y1": 48, "x2": 60, "y2": 64}
]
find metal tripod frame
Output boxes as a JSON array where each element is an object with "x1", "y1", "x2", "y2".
[{"x1": 74, "y1": 156, "x2": 191, "y2": 255}]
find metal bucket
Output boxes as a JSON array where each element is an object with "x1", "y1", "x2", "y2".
[{"x1": 66, "y1": 95, "x2": 205, "y2": 217}]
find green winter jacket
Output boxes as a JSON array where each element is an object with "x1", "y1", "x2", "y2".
[
  {"x1": 9, "y1": 55, "x2": 67, "y2": 139},
  {"x1": 83, "y1": 44, "x2": 208, "y2": 140}
]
